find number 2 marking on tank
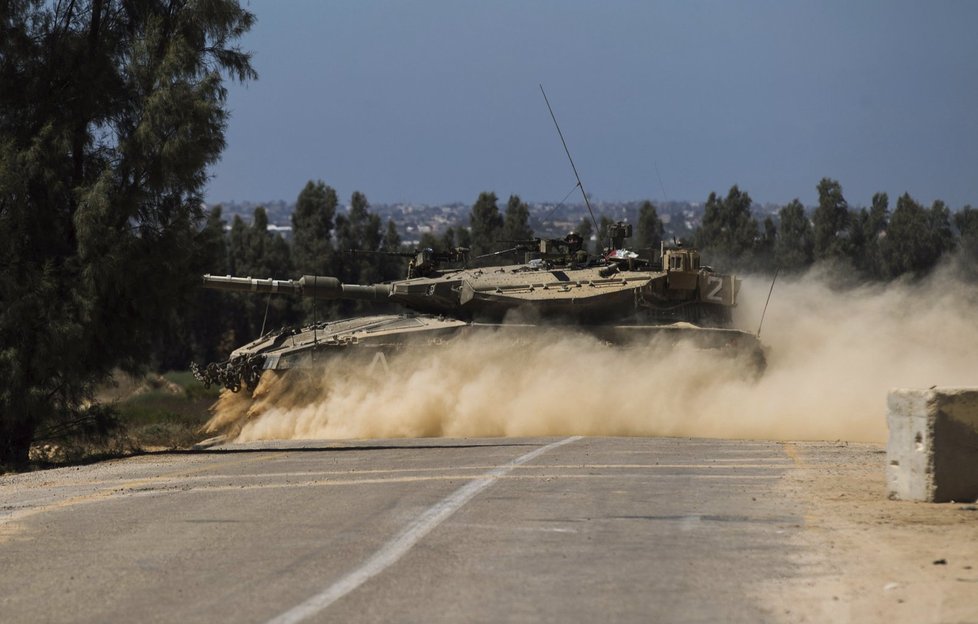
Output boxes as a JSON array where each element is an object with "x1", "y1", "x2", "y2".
[{"x1": 706, "y1": 276, "x2": 724, "y2": 302}]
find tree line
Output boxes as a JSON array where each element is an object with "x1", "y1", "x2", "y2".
[
  {"x1": 694, "y1": 178, "x2": 978, "y2": 281},
  {"x1": 155, "y1": 176, "x2": 978, "y2": 373},
  {"x1": 202, "y1": 176, "x2": 978, "y2": 329},
  {"x1": 0, "y1": 0, "x2": 257, "y2": 466}
]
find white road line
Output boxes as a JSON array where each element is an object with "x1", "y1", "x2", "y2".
[{"x1": 265, "y1": 436, "x2": 582, "y2": 624}]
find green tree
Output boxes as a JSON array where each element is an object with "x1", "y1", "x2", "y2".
[
  {"x1": 502, "y1": 194, "x2": 534, "y2": 242},
  {"x1": 437, "y1": 226, "x2": 472, "y2": 254},
  {"x1": 774, "y1": 199, "x2": 814, "y2": 272},
  {"x1": 846, "y1": 208, "x2": 869, "y2": 273},
  {"x1": 954, "y1": 205, "x2": 978, "y2": 280},
  {"x1": 468, "y1": 191, "x2": 503, "y2": 258},
  {"x1": 843, "y1": 193, "x2": 891, "y2": 278},
  {"x1": 436, "y1": 227, "x2": 457, "y2": 251},
  {"x1": 379, "y1": 219, "x2": 405, "y2": 280},
  {"x1": 419, "y1": 232, "x2": 443, "y2": 252},
  {"x1": 0, "y1": 0, "x2": 255, "y2": 466},
  {"x1": 498, "y1": 194, "x2": 533, "y2": 262},
  {"x1": 291, "y1": 180, "x2": 337, "y2": 275},
  {"x1": 456, "y1": 227, "x2": 472, "y2": 250},
  {"x1": 228, "y1": 215, "x2": 249, "y2": 275},
  {"x1": 382, "y1": 220, "x2": 402, "y2": 252},
  {"x1": 635, "y1": 201, "x2": 664, "y2": 249},
  {"x1": 228, "y1": 208, "x2": 292, "y2": 278},
  {"x1": 930, "y1": 200, "x2": 955, "y2": 256},
  {"x1": 695, "y1": 185, "x2": 758, "y2": 267},
  {"x1": 153, "y1": 205, "x2": 234, "y2": 370},
  {"x1": 756, "y1": 216, "x2": 778, "y2": 272},
  {"x1": 880, "y1": 193, "x2": 953, "y2": 278},
  {"x1": 335, "y1": 191, "x2": 383, "y2": 283},
  {"x1": 439, "y1": 228, "x2": 457, "y2": 253},
  {"x1": 226, "y1": 207, "x2": 294, "y2": 340},
  {"x1": 199, "y1": 206, "x2": 231, "y2": 276},
  {"x1": 860, "y1": 192, "x2": 889, "y2": 279},
  {"x1": 812, "y1": 178, "x2": 849, "y2": 260},
  {"x1": 187, "y1": 206, "x2": 235, "y2": 364}
]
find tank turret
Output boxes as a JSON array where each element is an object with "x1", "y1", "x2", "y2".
[{"x1": 202, "y1": 230, "x2": 738, "y2": 325}]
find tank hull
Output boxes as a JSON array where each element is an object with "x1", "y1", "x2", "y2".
[{"x1": 192, "y1": 314, "x2": 766, "y2": 391}]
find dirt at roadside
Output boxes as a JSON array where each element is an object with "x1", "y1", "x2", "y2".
[{"x1": 758, "y1": 441, "x2": 978, "y2": 623}]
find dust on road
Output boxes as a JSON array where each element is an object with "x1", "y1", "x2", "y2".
[{"x1": 207, "y1": 268, "x2": 978, "y2": 444}]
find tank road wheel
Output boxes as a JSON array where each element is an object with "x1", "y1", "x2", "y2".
[{"x1": 192, "y1": 354, "x2": 266, "y2": 392}]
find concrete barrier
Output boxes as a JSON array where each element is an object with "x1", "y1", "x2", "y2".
[{"x1": 887, "y1": 388, "x2": 978, "y2": 503}]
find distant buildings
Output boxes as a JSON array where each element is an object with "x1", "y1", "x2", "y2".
[{"x1": 211, "y1": 199, "x2": 782, "y2": 245}]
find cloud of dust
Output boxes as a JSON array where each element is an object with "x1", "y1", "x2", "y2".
[{"x1": 206, "y1": 268, "x2": 978, "y2": 444}]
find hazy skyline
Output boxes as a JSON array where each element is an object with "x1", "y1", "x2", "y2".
[{"x1": 207, "y1": 1, "x2": 978, "y2": 210}]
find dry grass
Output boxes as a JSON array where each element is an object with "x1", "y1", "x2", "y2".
[{"x1": 25, "y1": 371, "x2": 219, "y2": 469}]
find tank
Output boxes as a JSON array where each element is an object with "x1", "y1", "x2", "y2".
[{"x1": 192, "y1": 223, "x2": 766, "y2": 391}]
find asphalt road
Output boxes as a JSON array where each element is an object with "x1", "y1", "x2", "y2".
[{"x1": 1, "y1": 437, "x2": 819, "y2": 623}]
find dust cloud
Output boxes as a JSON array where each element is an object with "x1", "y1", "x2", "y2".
[{"x1": 206, "y1": 268, "x2": 978, "y2": 444}]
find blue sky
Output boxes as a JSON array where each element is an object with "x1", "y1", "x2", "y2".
[{"x1": 206, "y1": 1, "x2": 978, "y2": 210}]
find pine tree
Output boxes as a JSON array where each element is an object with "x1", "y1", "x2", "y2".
[
  {"x1": 380, "y1": 220, "x2": 405, "y2": 280},
  {"x1": 468, "y1": 192, "x2": 503, "y2": 257},
  {"x1": 635, "y1": 201, "x2": 664, "y2": 249},
  {"x1": 154, "y1": 205, "x2": 233, "y2": 369},
  {"x1": 774, "y1": 199, "x2": 814, "y2": 272},
  {"x1": 695, "y1": 185, "x2": 758, "y2": 268},
  {"x1": 812, "y1": 178, "x2": 849, "y2": 260},
  {"x1": 757, "y1": 216, "x2": 778, "y2": 272},
  {"x1": 502, "y1": 195, "x2": 534, "y2": 242},
  {"x1": 225, "y1": 208, "x2": 295, "y2": 340},
  {"x1": 0, "y1": 0, "x2": 255, "y2": 466},
  {"x1": 880, "y1": 193, "x2": 952, "y2": 278},
  {"x1": 291, "y1": 180, "x2": 337, "y2": 275},
  {"x1": 860, "y1": 192, "x2": 889, "y2": 279},
  {"x1": 335, "y1": 191, "x2": 383, "y2": 283},
  {"x1": 954, "y1": 206, "x2": 978, "y2": 281}
]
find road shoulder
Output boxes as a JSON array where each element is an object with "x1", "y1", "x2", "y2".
[{"x1": 757, "y1": 441, "x2": 978, "y2": 623}]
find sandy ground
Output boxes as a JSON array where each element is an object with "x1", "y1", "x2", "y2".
[{"x1": 758, "y1": 441, "x2": 978, "y2": 623}]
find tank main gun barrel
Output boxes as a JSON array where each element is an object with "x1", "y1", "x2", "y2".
[
  {"x1": 201, "y1": 274, "x2": 390, "y2": 301},
  {"x1": 348, "y1": 249, "x2": 416, "y2": 258}
]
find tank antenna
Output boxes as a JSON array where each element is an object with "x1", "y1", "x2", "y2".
[
  {"x1": 654, "y1": 161, "x2": 668, "y2": 206},
  {"x1": 540, "y1": 84, "x2": 600, "y2": 240},
  {"x1": 756, "y1": 266, "x2": 780, "y2": 338},
  {"x1": 260, "y1": 292, "x2": 272, "y2": 336}
]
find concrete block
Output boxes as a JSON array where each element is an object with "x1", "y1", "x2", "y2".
[{"x1": 886, "y1": 388, "x2": 978, "y2": 503}]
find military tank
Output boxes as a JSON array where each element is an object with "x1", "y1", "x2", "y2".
[{"x1": 192, "y1": 222, "x2": 766, "y2": 392}]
